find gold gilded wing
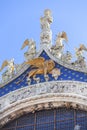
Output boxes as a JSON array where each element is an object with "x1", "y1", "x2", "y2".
[
  {"x1": 61, "y1": 31, "x2": 68, "y2": 42},
  {"x1": 21, "y1": 39, "x2": 29, "y2": 50},
  {"x1": 28, "y1": 69, "x2": 38, "y2": 78},
  {"x1": 78, "y1": 44, "x2": 87, "y2": 51},
  {"x1": 0, "y1": 60, "x2": 8, "y2": 71},
  {"x1": 26, "y1": 57, "x2": 45, "y2": 68}
]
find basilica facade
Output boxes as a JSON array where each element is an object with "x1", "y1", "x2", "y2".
[{"x1": 0, "y1": 9, "x2": 87, "y2": 130}]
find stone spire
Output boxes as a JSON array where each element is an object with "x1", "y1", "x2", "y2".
[{"x1": 40, "y1": 9, "x2": 53, "y2": 49}]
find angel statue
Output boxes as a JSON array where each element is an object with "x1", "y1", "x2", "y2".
[
  {"x1": 21, "y1": 39, "x2": 36, "y2": 61},
  {"x1": 0, "y1": 58, "x2": 15, "y2": 82},
  {"x1": 74, "y1": 44, "x2": 87, "y2": 68},
  {"x1": 26, "y1": 57, "x2": 60, "y2": 82},
  {"x1": 40, "y1": 9, "x2": 53, "y2": 49},
  {"x1": 61, "y1": 51, "x2": 72, "y2": 63},
  {"x1": 40, "y1": 9, "x2": 53, "y2": 31},
  {"x1": 51, "y1": 31, "x2": 68, "y2": 58},
  {"x1": 75, "y1": 44, "x2": 87, "y2": 58}
]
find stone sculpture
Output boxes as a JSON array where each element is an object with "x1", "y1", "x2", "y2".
[{"x1": 21, "y1": 39, "x2": 36, "y2": 61}]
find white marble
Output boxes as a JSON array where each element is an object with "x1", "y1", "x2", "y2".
[
  {"x1": 1, "y1": 80, "x2": 87, "y2": 109},
  {"x1": 0, "y1": 80, "x2": 87, "y2": 127}
]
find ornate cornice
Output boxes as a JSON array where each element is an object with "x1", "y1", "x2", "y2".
[
  {"x1": 0, "y1": 80, "x2": 87, "y2": 112},
  {"x1": 0, "y1": 80, "x2": 87, "y2": 127},
  {"x1": 42, "y1": 47, "x2": 87, "y2": 73}
]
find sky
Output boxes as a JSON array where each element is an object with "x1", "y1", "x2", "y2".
[{"x1": 0, "y1": 0, "x2": 87, "y2": 70}]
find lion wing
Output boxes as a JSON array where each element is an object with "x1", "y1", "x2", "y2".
[{"x1": 26, "y1": 57, "x2": 45, "y2": 68}]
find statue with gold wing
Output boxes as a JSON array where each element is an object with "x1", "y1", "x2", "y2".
[
  {"x1": 21, "y1": 39, "x2": 36, "y2": 61},
  {"x1": 61, "y1": 51, "x2": 72, "y2": 63},
  {"x1": 74, "y1": 44, "x2": 87, "y2": 68},
  {"x1": 0, "y1": 58, "x2": 15, "y2": 82},
  {"x1": 75, "y1": 44, "x2": 87, "y2": 58},
  {"x1": 51, "y1": 31, "x2": 68, "y2": 58},
  {"x1": 26, "y1": 57, "x2": 60, "y2": 82}
]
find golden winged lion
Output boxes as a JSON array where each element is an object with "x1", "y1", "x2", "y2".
[{"x1": 26, "y1": 57, "x2": 60, "y2": 78}]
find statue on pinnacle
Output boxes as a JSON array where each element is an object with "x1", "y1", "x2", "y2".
[{"x1": 40, "y1": 9, "x2": 53, "y2": 49}]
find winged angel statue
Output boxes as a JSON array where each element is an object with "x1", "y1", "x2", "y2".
[
  {"x1": 75, "y1": 44, "x2": 87, "y2": 57},
  {"x1": 0, "y1": 59, "x2": 15, "y2": 82},
  {"x1": 21, "y1": 39, "x2": 36, "y2": 61},
  {"x1": 74, "y1": 44, "x2": 87, "y2": 68},
  {"x1": 26, "y1": 57, "x2": 60, "y2": 82},
  {"x1": 51, "y1": 31, "x2": 68, "y2": 58}
]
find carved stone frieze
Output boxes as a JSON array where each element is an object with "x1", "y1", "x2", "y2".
[{"x1": 0, "y1": 80, "x2": 87, "y2": 113}]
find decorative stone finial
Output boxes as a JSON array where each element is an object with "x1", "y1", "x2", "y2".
[{"x1": 40, "y1": 9, "x2": 53, "y2": 49}]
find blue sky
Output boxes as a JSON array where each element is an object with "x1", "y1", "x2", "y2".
[{"x1": 0, "y1": 0, "x2": 87, "y2": 67}]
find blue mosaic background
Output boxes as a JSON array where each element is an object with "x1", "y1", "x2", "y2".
[{"x1": 0, "y1": 50, "x2": 87, "y2": 97}]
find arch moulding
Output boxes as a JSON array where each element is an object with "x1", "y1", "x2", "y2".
[{"x1": 0, "y1": 80, "x2": 87, "y2": 128}]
